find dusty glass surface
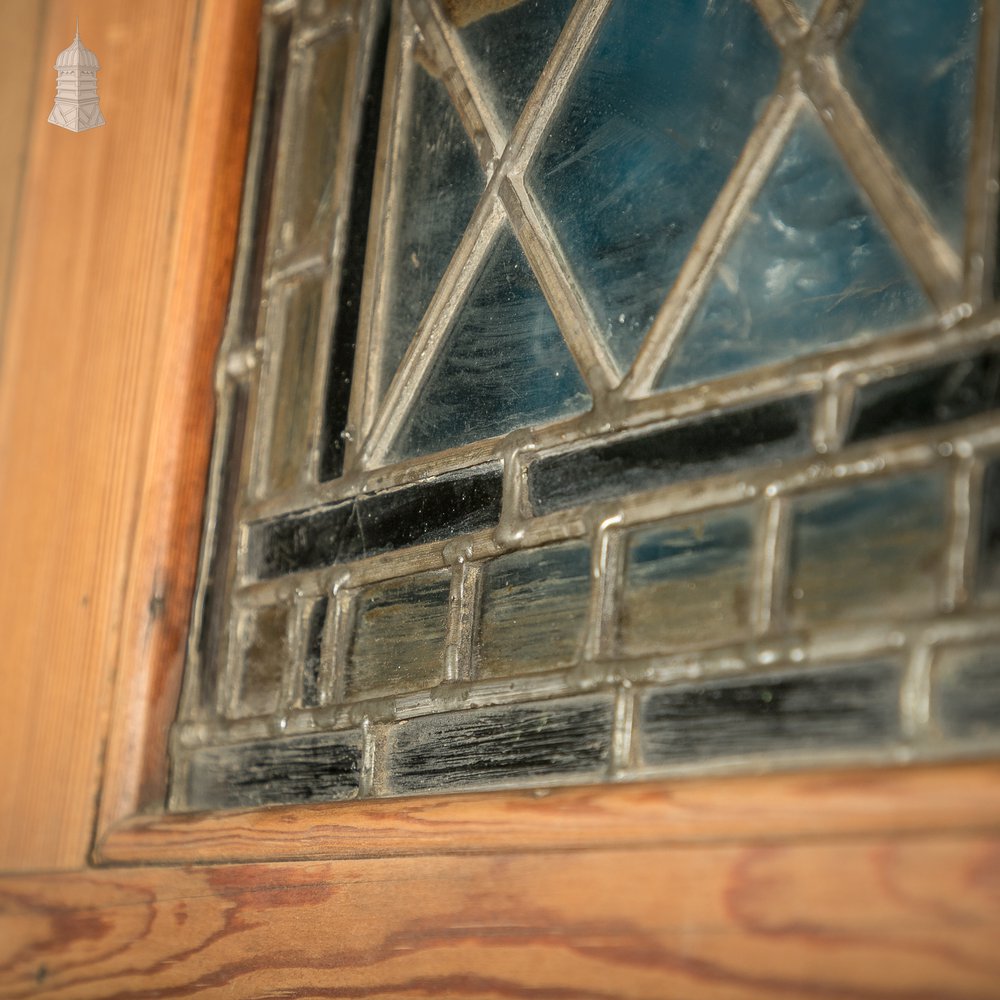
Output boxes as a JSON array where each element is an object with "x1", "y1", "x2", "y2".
[
  {"x1": 344, "y1": 571, "x2": 451, "y2": 700},
  {"x1": 788, "y1": 473, "x2": 947, "y2": 625},
  {"x1": 265, "y1": 277, "x2": 324, "y2": 492},
  {"x1": 392, "y1": 225, "x2": 590, "y2": 458},
  {"x1": 840, "y1": 0, "x2": 980, "y2": 249},
  {"x1": 620, "y1": 508, "x2": 754, "y2": 653},
  {"x1": 379, "y1": 53, "x2": 484, "y2": 403},
  {"x1": 457, "y1": 0, "x2": 576, "y2": 128},
  {"x1": 529, "y1": 0, "x2": 780, "y2": 369},
  {"x1": 477, "y1": 542, "x2": 591, "y2": 678},
  {"x1": 657, "y1": 112, "x2": 930, "y2": 390},
  {"x1": 276, "y1": 30, "x2": 351, "y2": 252},
  {"x1": 233, "y1": 605, "x2": 289, "y2": 718}
]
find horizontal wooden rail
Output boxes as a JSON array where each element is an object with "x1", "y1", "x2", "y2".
[{"x1": 97, "y1": 759, "x2": 1000, "y2": 865}]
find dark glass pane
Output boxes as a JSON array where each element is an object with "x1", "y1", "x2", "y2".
[
  {"x1": 248, "y1": 465, "x2": 503, "y2": 579},
  {"x1": 379, "y1": 56, "x2": 484, "y2": 404},
  {"x1": 978, "y1": 457, "x2": 1000, "y2": 597},
  {"x1": 528, "y1": 394, "x2": 814, "y2": 515},
  {"x1": 345, "y1": 571, "x2": 451, "y2": 701},
  {"x1": 788, "y1": 473, "x2": 947, "y2": 624},
  {"x1": 386, "y1": 695, "x2": 614, "y2": 793},
  {"x1": 477, "y1": 542, "x2": 591, "y2": 678},
  {"x1": 621, "y1": 508, "x2": 754, "y2": 654},
  {"x1": 266, "y1": 278, "x2": 324, "y2": 493},
  {"x1": 641, "y1": 661, "x2": 901, "y2": 765},
  {"x1": 934, "y1": 643, "x2": 1000, "y2": 739},
  {"x1": 530, "y1": 0, "x2": 780, "y2": 369},
  {"x1": 657, "y1": 112, "x2": 930, "y2": 390},
  {"x1": 234, "y1": 605, "x2": 289, "y2": 718},
  {"x1": 393, "y1": 225, "x2": 590, "y2": 458},
  {"x1": 183, "y1": 732, "x2": 362, "y2": 810},
  {"x1": 456, "y1": 0, "x2": 575, "y2": 129},
  {"x1": 840, "y1": 0, "x2": 980, "y2": 248},
  {"x1": 276, "y1": 31, "x2": 351, "y2": 251},
  {"x1": 319, "y1": 7, "x2": 391, "y2": 481},
  {"x1": 300, "y1": 597, "x2": 328, "y2": 708},
  {"x1": 846, "y1": 349, "x2": 1000, "y2": 444}
]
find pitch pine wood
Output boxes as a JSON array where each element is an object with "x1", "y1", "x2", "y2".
[
  {"x1": 0, "y1": 0, "x2": 257, "y2": 871},
  {"x1": 2, "y1": 831, "x2": 1000, "y2": 998},
  {"x1": 97, "y1": 761, "x2": 1000, "y2": 866},
  {"x1": 0, "y1": 0, "x2": 45, "y2": 339}
]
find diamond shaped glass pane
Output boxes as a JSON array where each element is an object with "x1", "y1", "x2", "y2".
[
  {"x1": 529, "y1": 0, "x2": 780, "y2": 370},
  {"x1": 839, "y1": 0, "x2": 980, "y2": 249},
  {"x1": 455, "y1": 0, "x2": 576, "y2": 129},
  {"x1": 378, "y1": 48, "x2": 485, "y2": 404},
  {"x1": 392, "y1": 224, "x2": 591, "y2": 458},
  {"x1": 657, "y1": 111, "x2": 931, "y2": 391}
]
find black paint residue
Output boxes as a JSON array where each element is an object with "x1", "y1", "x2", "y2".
[
  {"x1": 248, "y1": 465, "x2": 503, "y2": 579},
  {"x1": 183, "y1": 732, "x2": 362, "y2": 810},
  {"x1": 641, "y1": 661, "x2": 901, "y2": 764},
  {"x1": 846, "y1": 349, "x2": 1000, "y2": 443},
  {"x1": 527, "y1": 395, "x2": 815, "y2": 515},
  {"x1": 387, "y1": 695, "x2": 615, "y2": 793}
]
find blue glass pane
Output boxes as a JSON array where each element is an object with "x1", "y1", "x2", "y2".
[
  {"x1": 393, "y1": 225, "x2": 591, "y2": 457},
  {"x1": 529, "y1": 0, "x2": 780, "y2": 370},
  {"x1": 657, "y1": 112, "x2": 931, "y2": 390},
  {"x1": 380, "y1": 58, "x2": 484, "y2": 402},
  {"x1": 458, "y1": 0, "x2": 576, "y2": 130},
  {"x1": 840, "y1": 0, "x2": 980, "y2": 249}
]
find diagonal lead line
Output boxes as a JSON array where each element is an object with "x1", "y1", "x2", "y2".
[
  {"x1": 621, "y1": 85, "x2": 801, "y2": 399},
  {"x1": 363, "y1": 0, "x2": 617, "y2": 467},
  {"x1": 417, "y1": 0, "x2": 621, "y2": 394}
]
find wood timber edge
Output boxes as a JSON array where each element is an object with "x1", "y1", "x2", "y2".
[{"x1": 95, "y1": 758, "x2": 1000, "y2": 866}]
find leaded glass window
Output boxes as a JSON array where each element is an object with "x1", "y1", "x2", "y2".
[{"x1": 171, "y1": 0, "x2": 1000, "y2": 810}]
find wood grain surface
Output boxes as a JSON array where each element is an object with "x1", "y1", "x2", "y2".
[
  {"x1": 98, "y1": 760, "x2": 1000, "y2": 865},
  {"x1": 0, "y1": 0, "x2": 257, "y2": 870},
  {"x1": 3, "y1": 833, "x2": 1000, "y2": 998}
]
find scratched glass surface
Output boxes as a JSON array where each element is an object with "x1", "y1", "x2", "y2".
[
  {"x1": 344, "y1": 571, "x2": 451, "y2": 700},
  {"x1": 477, "y1": 542, "x2": 591, "y2": 678},
  {"x1": 275, "y1": 30, "x2": 351, "y2": 253},
  {"x1": 456, "y1": 0, "x2": 576, "y2": 129},
  {"x1": 233, "y1": 605, "x2": 289, "y2": 718},
  {"x1": 840, "y1": 0, "x2": 980, "y2": 250},
  {"x1": 657, "y1": 112, "x2": 931, "y2": 390},
  {"x1": 788, "y1": 473, "x2": 948, "y2": 625},
  {"x1": 265, "y1": 277, "x2": 324, "y2": 493},
  {"x1": 378, "y1": 52, "x2": 484, "y2": 404},
  {"x1": 392, "y1": 224, "x2": 591, "y2": 458},
  {"x1": 529, "y1": 0, "x2": 780, "y2": 370},
  {"x1": 620, "y1": 508, "x2": 754, "y2": 654}
]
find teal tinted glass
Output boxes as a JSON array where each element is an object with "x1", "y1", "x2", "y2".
[
  {"x1": 529, "y1": 0, "x2": 780, "y2": 369},
  {"x1": 380, "y1": 52, "x2": 484, "y2": 403},
  {"x1": 657, "y1": 112, "x2": 930, "y2": 390},
  {"x1": 393, "y1": 224, "x2": 590, "y2": 458},
  {"x1": 458, "y1": 0, "x2": 576, "y2": 129},
  {"x1": 840, "y1": 0, "x2": 980, "y2": 249}
]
